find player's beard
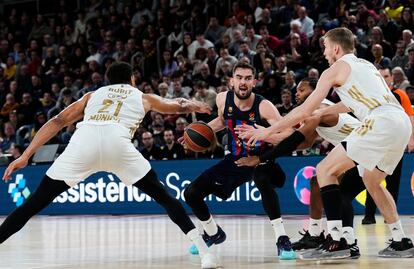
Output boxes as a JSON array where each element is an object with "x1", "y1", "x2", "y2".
[{"x1": 234, "y1": 86, "x2": 252, "y2": 100}]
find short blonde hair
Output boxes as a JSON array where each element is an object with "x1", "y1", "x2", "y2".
[{"x1": 325, "y1": 27, "x2": 355, "y2": 53}]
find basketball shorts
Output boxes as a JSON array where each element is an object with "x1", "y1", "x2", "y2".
[
  {"x1": 198, "y1": 155, "x2": 285, "y2": 200},
  {"x1": 344, "y1": 108, "x2": 411, "y2": 175},
  {"x1": 47, "y1": 124, "x2": 151, "y2": 187}
]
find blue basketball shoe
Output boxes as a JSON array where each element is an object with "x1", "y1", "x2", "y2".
[
  {"x1": 188, "y1": 226, "x2": 227, "y2": 255},
  {"x1": 277, "y1": 235, "x2": 296, "y2": 260}
]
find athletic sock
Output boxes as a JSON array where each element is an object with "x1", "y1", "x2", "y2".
[
  {"x1": 271, "y1": 217, "x2": 287, "y2": 240},
  {"x1": 320, "y1": 184, "x2": 343, "y2": 241},
  {"x1": 201, "y1": 215, "x2": 218, "y2": 236},
  {"x1": 309, "y1": 218, "x2": 322, "y2": 236},
  {"x1": 342, "y1": 227, "x2": 355, "y2": 244},
  {"x1": 187, "y1": 228, "x2": 209, "y2": 255},
  {"x1": 327, "y1": 220, "x2": 342, "y2": 241},
  {"x1": 388, "y1": 220, "x2": 405, "y2": 241}
]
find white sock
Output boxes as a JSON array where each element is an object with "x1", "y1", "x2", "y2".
[
  {"x1": 201, "y1": 215, "x2": 218, "y2": 236},
  {"x1": 327, "y1": 220, "x2": 342, "y2": 241},
  {"x1": 342, "y1": 227, "x2": 355, "y2": 245},
  {"x1": 388, "y1": 220, "x2": 405, "y2": 241},
  {"x1": 308, "y1": 218, "x2": 322, "y2": 236},
  {"x1": 187, "y1": 228, "x2": 209, "y2": 256},
  {"x1": 271, "y1": 218, "x2": 287, "y2": 240}
]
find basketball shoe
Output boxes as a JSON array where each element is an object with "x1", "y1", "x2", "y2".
[
  {"x1": 291, "y1": 230, "x2": 325, "y2": 251},
  {"x1": 200, "y1": 252, "x2": 219, "y2": 269},
  {"x1": 189, "y1": 226, "x2": 227, "y2": 255},
  {"x1": 299, "y1": 235, "x2": 350, "y2": 260},
  {"x1": 348, "y1": 239, "x2": 361, "y2": 259},
  {"x1": 276, "y1": 235, "x2": 296, "y2": 260},
  {"x1": 378, "y1": 238, "x2": 414, "y2": 258}
]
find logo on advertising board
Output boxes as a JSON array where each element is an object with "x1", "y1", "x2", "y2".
[{"x1": 8, "y1": 174, "x2": 31, "y2": 207}]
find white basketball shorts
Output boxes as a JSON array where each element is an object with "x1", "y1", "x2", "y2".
[{"x1": 46, "y1": 124, "x2": 151, "y2": 187}]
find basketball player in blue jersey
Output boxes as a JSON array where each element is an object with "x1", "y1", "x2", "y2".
[
  {"x1": 239, "y1": 28, "x2": 414, "y2": 259},
  {"x1": 0, "y1": 62, "x2": 219, "y2": 269},
  {"x1": 182, "y1": 62, "x2": 296, "y2": 260}
]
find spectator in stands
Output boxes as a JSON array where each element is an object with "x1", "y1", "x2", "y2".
[
  {"x1": 193, "y1": 63, "x2": 220, "y2": 88},
  {"x1": 204, "y1": 16, "x2": 226, "y2": 45},
  {"x1": 253, "y1": 42, "x2": 274, "y2": 75},
  {"x1": 7, "y1": 142, "x2": 23, "y2": 162},
  {"x1": 174, "y1": 117, "x2": 188, "y2": 142},
  {"x1": 206, "y1": 47, "x2": 219, "y2": 76},
  {"x1": 236, "y1": 41, "x2": 256, "y2": 64},
  {"x1": 224, "y1": 15, "x2": 245, "y2": 42},
  {"x1": 392, "y1": 41, "x2": 408, "y2": 69},
  {"x1": 1, "y1": 94, "x2": 19, "y2": 121},
  {"x1": 404, "y1": 48, "x2": 414, "y2": 84},
  {"x1": 275, "y1": 56, "x2": 288, "y2": 78},
  {"x1": 215, "y1": 48, "x2": 237, "y2": 77},
  {"x1": 400, "y1": 7, "x2": 414, "y2": 33},
  {"x1": 140, "y1": 131, "x2": 162, "y2": 161},
  {"x1": 0, "y1": 122, "x2": 16, "y2": 153},
  {"x1": 378, "y1": 10, "x2": 400, "y2": 46},
  {"x1": 406, "y1": 85, "x2": 414, "y2": 105},
  {"x1": 402, "y1": 30, "x2": 414, "y2": 54},
  {"x1": 367, "y1": 26, "x2": 393, "y2": 60},
  {"x1": 157, "y1": 82, "x2": 172, "y2": 99},
  {"x1": 281, "y1": 71, "x2": 297, "y2": 103},
  {"x1": 392, "y1": 67, "x2": 410, "y2": 91},
  {"x1": 188, "y1": 32, "x2": 214, "y2": 62},
  {"x1": 244, "y1": 26, "x2": 262, "y2": 51},
  {"x1": 356, "y1": 1, "x2": 379, "y2": 28},
  {"x1": 160, "y1": 129, "x2": 185, "y2": 160},
  {"x1": 295, "y1": 6, "x2": 315, "y2": 39},
  {"x1": 372, "y1": 44, "x2": 391, "y2": 69},
  {"x1": 193, "y1": 81, "x2": 216, "y2": 121},
  {"x1": 276, "y1": 89, "x2": 294, "y2": 116},
  {"x1": 160, "y1": 49, "x2": 178, "y2": 77},
  {"x1": 17, "y1": 92, "x2": 41, "y2": 125}
]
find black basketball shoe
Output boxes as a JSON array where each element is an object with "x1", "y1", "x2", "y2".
[
  {"x1": 348, "y1": 239, "x2": 361, "y2": 259},
  {"x1": 299, "y1": 235, "x2": 350, "y2": 260},
  {"x1": 292, "y1": 230, "x2": 325, "y2": 251},
  {"x1": 378, "y1": 238, "x2": 414, "y2": 258}
]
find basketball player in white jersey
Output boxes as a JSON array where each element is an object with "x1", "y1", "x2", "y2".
[
  {"x1": 1, "y1": 62, "x2": 219, "y2": 268},
  {"x1": 238, "y1": 27, "x2": 414, "y2": 259}
]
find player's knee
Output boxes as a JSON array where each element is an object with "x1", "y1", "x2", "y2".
[{"x1": 183, "y1": 184, "x2": 198, "y2": 205}]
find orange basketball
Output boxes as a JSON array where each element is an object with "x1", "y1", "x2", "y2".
[{"x1": 184, "y1": 122, "x2": 216, "y2": 152}]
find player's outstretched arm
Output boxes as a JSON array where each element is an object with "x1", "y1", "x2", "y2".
[
  {"x1": 2, "y1": 93, "x2": 92, "y2": 181},
  {"x1": 238, "y1": 62, "x2": 349, "y2": 145},
  {"x1": 142, "y1": 94, "x2": 211, "y2": 115},
  {"x1": 207, "y1": 92, "x2": 226, "y2": 132}
]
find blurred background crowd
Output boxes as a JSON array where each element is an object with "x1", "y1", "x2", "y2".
[{"x1": 1, "y1": 0, "x2": 414, "y2": 164}]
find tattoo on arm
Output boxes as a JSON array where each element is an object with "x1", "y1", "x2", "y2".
[{"x1": 175, "y1": 98, "x2": 195, "y2": 113}]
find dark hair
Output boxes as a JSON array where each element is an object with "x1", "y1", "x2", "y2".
[
  {"x1": 194, "y1": 80, "x2": 208, "y2": 89},
  {"x1": 300, "y1": 77, "x2": 318, "y2": 90},
  {"x1": 106, "y1": 61, "x2": 132, "y2": 84},
  {"x1": 232, "y1": 61, "x2": 256, "y2": 77},
  {"x1": 325, "y1": 27, "x2": 355, "y2": 53}
]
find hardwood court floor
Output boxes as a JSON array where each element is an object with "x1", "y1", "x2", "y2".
[{"x1": 0, "y1": 215, "x2": 413, "y2": 269}]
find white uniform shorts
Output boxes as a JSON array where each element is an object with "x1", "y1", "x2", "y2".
[
  {"x1": 47, "y1": 124, "x2": 151, "y2": 187},
  {"x1": 344, "y1": 107, "x2": 411, "y2": 175}
]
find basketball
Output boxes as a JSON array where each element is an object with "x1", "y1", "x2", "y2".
[
  {"x1": 293, "y1": 166, "x2": 316, "y2": 205},
  {"x1": 184, "y1": 122, "x2": 216, "y2": 152}
]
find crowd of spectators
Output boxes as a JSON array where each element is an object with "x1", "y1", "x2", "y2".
[{"x1": 1, "y1": 0, "x2": 414, "y2": 164}]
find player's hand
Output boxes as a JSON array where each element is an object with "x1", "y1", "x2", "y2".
[
  {"x1": 193, "y1": 100, "x2": 212, "y2": 114},
  {"x1": 246, "y1": 129, "x2": 269, "y2": 146},
  {"x1": 234, "y1": 123, "x2": 264, "y2": 137},
  {"x1": 177, "y1": 136, "x2": 186, "y2": 146},
  {"x1": 3, "y1": 156, "x2": 29, "y2": 182},
  {"x1": 235, "y1": 156, "x2": 260, "y2": 167}
]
